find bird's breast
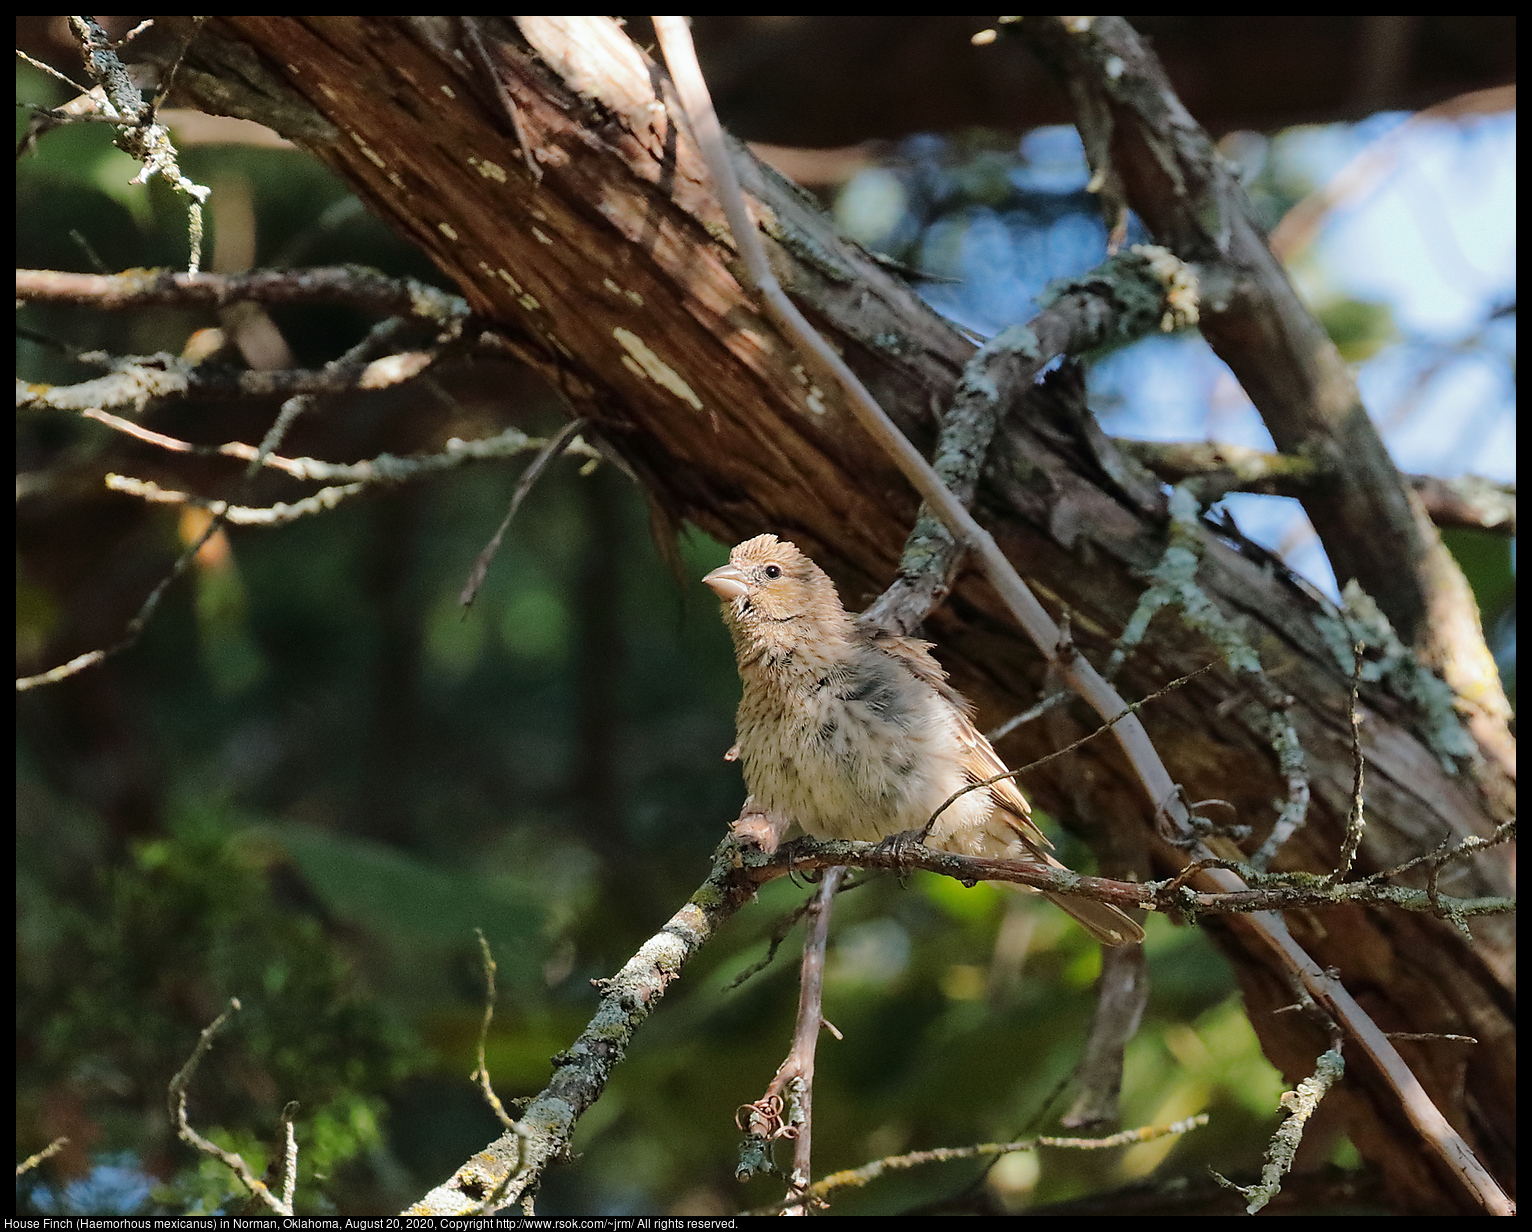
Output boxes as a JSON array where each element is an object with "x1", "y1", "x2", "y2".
[{"x1": 736, "y1": 654, "x2": 961, "y2": 842}]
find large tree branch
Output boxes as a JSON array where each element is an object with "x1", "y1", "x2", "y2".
[{"x1": 1015, "y1": 16, "x2": 1513, "y2": 777}]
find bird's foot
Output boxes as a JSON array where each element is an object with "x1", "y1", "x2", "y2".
[
  {"x1": 730, "y1": 804, "x2": 792, "y2": 856},
  {"x1": 873, "y1": 827, "x2": 932, "y2": 877}
]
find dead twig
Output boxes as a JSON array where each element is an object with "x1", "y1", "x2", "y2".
[
  {"x1": 167, "y1": 998, "x2": 292, "y2": 1215},
  {"x1": 748, "y1": 1114, "x2": 1209, "y2": 1215},
  {"x1": 745, "y1": 867, "x2": 845, "y2": 1215},
  {"x1": 459, "y1": 417, "x2": 589, "y2": 609}
]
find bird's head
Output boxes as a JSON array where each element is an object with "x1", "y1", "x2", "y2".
[{"x1": 703, "y1": 534, "x2": 850, "y2": 649}]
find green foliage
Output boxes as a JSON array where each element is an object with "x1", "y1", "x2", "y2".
[
  {"x1": 1441, "y1": 526, "x2": 1515, "y2": 629},
  {"x1": 1316, "y1": 296, "x2": 1396, "y2": 362},
  {"x1": 1441, "y1": 526, "x2": 1516, "y2": 705},
  {"x1": 17, "y1": 794, "x2": 426, "y2": 1213}
]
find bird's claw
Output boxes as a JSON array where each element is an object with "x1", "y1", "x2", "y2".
[{"x1": 873, "y1": 827, "x2": 931, "y2": 877}]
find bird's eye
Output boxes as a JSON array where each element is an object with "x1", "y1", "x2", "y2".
[{"x1": 763, "y1": 564, "x2": 782, "y2": 579}]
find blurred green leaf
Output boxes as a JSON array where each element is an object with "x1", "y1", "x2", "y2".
[{"x1": 1317, "y1": 296, "x2": 1395, "y2": 362}]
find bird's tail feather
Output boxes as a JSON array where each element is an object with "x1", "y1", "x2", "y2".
[{"x1": 1042, "y1": 892, "x2": 1144, "y2": 947}]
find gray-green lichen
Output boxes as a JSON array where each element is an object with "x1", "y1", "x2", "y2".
[
  {"x1": 1037, "y1": 243, "x2": 1200, "y2": 355},
  {"x1": 1115, "y1": 485, "x2": 1310, "y2": 854},
  {"x1": 1314, "y1": 580, "x2": 1478, "y2": 773},
  {"x1": 1112, "y1": 485, "x2": 1263, "y2": 678}
]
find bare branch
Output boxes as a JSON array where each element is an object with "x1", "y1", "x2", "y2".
[
  {"x1": 406, "y1": 839, "x2": 767, "y2": 1215},
  {"x1": 750, "y1": 1114, "x2": 1209, "y2": 1215},
  {"x1": 68, "y1": 18, "x2": 209, "y2": 270},
  {"x1": 1118, "y1": 440, "x2": 1516, "y2": 536},
  {"x1": 861, "y1": 247, "x2": 1199, "y2": 636},
  {"x1": 166, "y1": 998, "x2": 291, "y2": 1215},
  {"x1": 745, "y1": 867, "x2": 845, "y2": 1215},
  {"x1": 19, "y1": 352, "x2": 436, "y2": 414},
  {"x1": 16, "y1": 267, "x2": 468, "y2": 325},
  {"x1": 459, "y1": 417, "x2": 590, "y2": 609},
  {"x1": 76, "y1": 409, "x2": 590, "y2": 483},
  {"x1": 17, "y1": 312, "x2": 423, "y2": 691},
  {"x1": 15, "y1": 1137, "x2": 69, "y2": 1178},
  {"x1": 1214, "y1": 1045, "x2": 1345, "y2": 1214},
  {"x1": 1330, "y1": 644, "x2": 1369, "y2": 884},
  {"x1": 277, "y1": 1101, "x2": 300, "y2": 1214},
  {"x1": 470, "y1": 929, "x2": 516, "y2": 1131}
]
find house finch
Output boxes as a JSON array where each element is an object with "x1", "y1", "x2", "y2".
[{"x1": 704, "y1": 533, "x2": 1142, "y2": 947}]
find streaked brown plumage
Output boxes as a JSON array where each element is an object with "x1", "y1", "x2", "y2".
[{"x1": 704, "y1": 533, "x2": 1142, "y2": 947}]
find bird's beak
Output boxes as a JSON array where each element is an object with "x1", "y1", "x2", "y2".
[{"x1": 703, "y1": 563, "x2": 749, "y2": 601}]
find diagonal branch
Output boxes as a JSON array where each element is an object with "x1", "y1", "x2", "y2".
[
  {"x1": 406, "y1": 838, "x2": 770, "y2": 1215},
  {"x1": 1014, "y1": 16, "x2": 1512, "y2": 776}
]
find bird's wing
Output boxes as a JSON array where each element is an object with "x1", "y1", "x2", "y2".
[
  {"x1": 863, "y1": 631, "x2": 1141, "y2": 946},
  {"x1": 864, "y1": 631, "x2": 962, "y2": 704},
  {"x1": 954, "y1": 707, "x2": 1051, "y2": 851},
  {"x1": 869, "y1": 630, "x2": 1049, "y2": 851}
]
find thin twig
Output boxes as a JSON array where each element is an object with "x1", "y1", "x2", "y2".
[
  {"x1": 15, "y1": 1137, "x2": 69, "y2": 1178},
  {"x1": 103, "y1": 473, "x2": 368, "y2": 524},
  {"x1": 1212, "y1": 1039, "x2": 1344, "y2": 1215},
  {"x1": 278, "y1": 1100, "x2": 300, "y2": 1213},
  {"x1": 778, "y1": 869, "x2": 845, "y2": 1214},
  {"x1": 1360, "y1": 819, "x2": 1516, "y2": 887},
  {"x1": 167, "y1": 998, "x2": 291, "y2": 1215},
  {"x1": 16, "y1": 267, "x2": 468, "y2": 324},
  {"x1": 722, "y1": 872, "x2": 865, "y2": 993},
  {"x1": 146, "y1": 16, "x2": 205, "y2": 126},
  {"x1": 986, "y1": 687, "x2": 1073, "y2": 743},
  {"x1": 920, "y1": 664, "x2": 1215, "y2": 841},
  {"x1": 459, "y1": 417, "x2": 589, "y2": 609},
  {"x1": 471, "y1": 929, "x2": 516, "y2": 1130},
  {"x1": 16, "y1": 508, "x2": 225, "y2": 691},
  {"x1": 748, "y1": 1114, "x2": 1209, "y2": 1214},
  {"x1": 17, "y1": 315, "x2": 417, "y2": 691},
  {"x1": 461, "y1": 18, "x2": 542, "y2": 184},
  {"x1": 15, "y1": 47, "x2": 92, "y2": 96},
  {"x1": 786, "y1": 870, "x2": 846, "y2": 1212},
  {"x1": 1329, "y1": 643, "x2": 1368, "y2": 884},
  {"x1": 77, "y1": 409, "x2": 588, "y2": 482}
]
